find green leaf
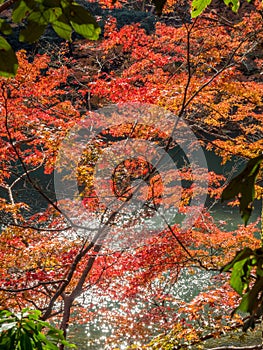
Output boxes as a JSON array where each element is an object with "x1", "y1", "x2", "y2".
[
  {"x1": 191, "y1": 0, "x2": 212, "y2": 17},
  {"x1": 239, "y1": 172, "x2": 255, "y2": 226},
  {"x1": 47, "y1": 328, "x2": 64, "y2": 340},
  {"x1": 46, "y1": 329, "x2": 76, "y2": 348},
  {"x1": 221, "y1": 179, "x2": 243, "y2": 201},
  {"x1": 256, "y1": 266, "x2": 263, "y2": 277},
  {"x1": 0, "y1": 36, "x2": 18, "y2": 77},
  {"x1": 19, "y1": 21, "x2": 46, "y2": 43},
  {"x1": 27, "y1": 310, "x2": 42, "y2": 321},
  {"x1": 230, "y1": 258, "x2": 252, "y2": 295},
  {"x1": 0, "y1": 309, "x2": 74, "y2": 350},
  {"x1": 223, "y1": 0, "x2": 240, "y2": 12},
  {"x1": 0, "y1": 330, "x2": 14, "y2": 349},
  {"x1": 22, "y1": 320, "x2": 38, "y2": 333},
  {"x1": 9, "y1": 332, "x2": 17, "y2": 349},
  {"x1": 236, "y1": 277, "x2": 263, "y2": 314},
  {"x1": 28, "y1": 10, "x2": 50, "y2": 25},
  {"x1": 20, "y1": 332, "x2": 33, "y2": 350},
  {"x1": 61, "y1": 340, "x2": 77, "y2": 348},
  {"x1": 70, "y1": 21, "x2": 100, "y2": 40},
  {"x1": 222, "y1": 155, "x2": 263, "y2": 201},
  {"x1": 36, "y1": 320, "x2": 53, "y2": 329},
  {"x1": 0, "y1": 19, "x2": 12, "y2": 35},
  {"x1": 221, "y1": 155, "x2": 263, "y2": 226},
  {"x1": 12, "y1": 0, "x2": 35, "y2": 23},
  {"x1": 52, "y1": 15, "x2": 72, "y2": 41},
  {"x1": 0, "y1": 337, "x2": 10, "y2": 348},
  {"x1": 43, "y1": 7, "x2": 63, "y2": 23},
  {"x1": 0, "y1": 321, "x2": 17, "y2": 332},
  {"x1": 66, "y1": 3, "x2": 101, "y2": 40},
  {"x1": 221, "y1": 247, "x2": 253, "y2": 272},
  {"x1": 35, "y1": 332, "x2": 58, "y2": 349},
  {"x1": 34, "y1": 339, "x2": 43, "y2": 350},
  {"x1": 0, "y1": 310, "x2": 12, "y2": 318}
]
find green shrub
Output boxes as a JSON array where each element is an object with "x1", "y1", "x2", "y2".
[{"x1": 0, "y1": 308, "x2": 76, "y2": 350}]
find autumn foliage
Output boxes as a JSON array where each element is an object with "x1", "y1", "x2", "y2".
[{"x1": 0, "y1": 0, "x2": 263, "y2": 349}]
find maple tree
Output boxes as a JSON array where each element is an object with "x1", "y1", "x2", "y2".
[
  {"x1": 0, "y1": 0, "x2": 263, "y2": 349},
  {"x1": 71, "y1": 0, "x2": 263, "y2": 347},
  {"x1": 0, "y1": 0, "x2": 258, "y2": 76}
]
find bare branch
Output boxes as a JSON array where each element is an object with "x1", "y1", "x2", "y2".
[{"x1": 0, "y1": 279, "x2": 68, "y2": 293}]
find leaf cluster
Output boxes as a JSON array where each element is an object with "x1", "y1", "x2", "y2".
[
  {"x1": 222, "y1": 247, "x2": 263, "y2": 330},
  {"x1": 0, "y1": 0, "x2": 259, "y2": 77},
  {"x1": 221, "y1": 155, "x2": 263, "y2": 226},
  {"x1": 191, "y1": 0, "x2": 249, "y2": 17},
  {"x1": 0, "y1": 308, "x2": 76, "y2": 349},
  {"x1": 0, "y1": 0, "x2": 101, "y2": 77}
]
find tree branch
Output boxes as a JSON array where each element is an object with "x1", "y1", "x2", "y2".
[
  {"x1": 0, "y1": 0, "x2": 18, "y2": 14},
  {"x1": 0, "y1": 279, "x2": 68, "y2": 293}
]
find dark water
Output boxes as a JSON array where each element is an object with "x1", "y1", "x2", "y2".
[{"x1": 0, "y1": 148, "x2": 257, "y2": 221}]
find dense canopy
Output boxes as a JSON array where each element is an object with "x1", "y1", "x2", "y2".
[{"x1": 0, "y1": 0, "x2": 263, "y2": 349}]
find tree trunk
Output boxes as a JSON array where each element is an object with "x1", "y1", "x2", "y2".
[{"x1": 59, "y1": 295, "x2": 73, "y2": 350}]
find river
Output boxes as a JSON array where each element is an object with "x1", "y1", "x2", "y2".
[
  {"x1": 65, "y1": 151, "x2": 262, "y2": 349},
  {"x1": 1, "y1": 148, "x2": 262, "y2": 349}
]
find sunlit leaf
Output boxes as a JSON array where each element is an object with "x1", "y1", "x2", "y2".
[
  {"x1": 12, "y1": 0, "x2": 35, "y2": 22},
  {"x1": 0, "y1": 321, "x2": 17, "y2": 332},
  {"x1": 67, "y1": 4, "x2": 101, "y2": 40},
  {"x1": 230, "y1": 258, "x2": 252, "y2": 295},
  {"x1": 27, "y1": 310, "x2": 42, "y2": 321},
  {"x1": 44, "y1": 7, "x2": 63, "y2": 23},
  {"x1": 52, "y1": 16, "x2": 72, "y2": 40},
  {"x1": 191, "y1": 0, "x2": 212, "y2": 17}
]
